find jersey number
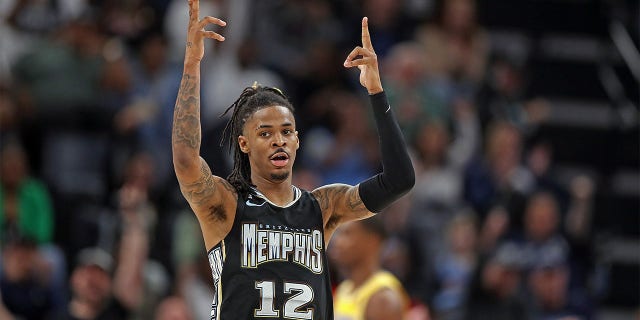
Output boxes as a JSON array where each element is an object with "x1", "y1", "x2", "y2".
[{"x1": 255, "y1": 280, "x2": 314, "y2": 319}]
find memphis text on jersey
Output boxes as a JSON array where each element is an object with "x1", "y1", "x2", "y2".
[{"x1": 241, "y1": 222, "x2": 324, "y2": 273}]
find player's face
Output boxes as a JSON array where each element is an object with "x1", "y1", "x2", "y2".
[
  {"x1": 239, "y1": 105, "x2": 299, "y2": 183},
  {"x1": 329, "y1": 222, "x2": 367, "y2": 269}
]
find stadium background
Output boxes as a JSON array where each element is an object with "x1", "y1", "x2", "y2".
[{"x1": 0, "y1": 0, "x2": 637, "y2": 319}]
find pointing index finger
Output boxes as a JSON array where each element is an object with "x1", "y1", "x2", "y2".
[{"x1": 362, "y1": 17, "x2": 373, "y2": 50}]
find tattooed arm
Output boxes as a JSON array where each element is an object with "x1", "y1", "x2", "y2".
[
  {"x1": 172, "y1": 0, "x2": 235, "y2": 249},
  {"x1": 312, "y1": 184, "x2": 373, "y2": 243}
]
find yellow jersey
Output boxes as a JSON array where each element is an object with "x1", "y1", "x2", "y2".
[{"x1": 334, "y1": 270, "x2": 408, "y2": 320}]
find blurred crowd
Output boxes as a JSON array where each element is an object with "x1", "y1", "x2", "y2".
[{"x1": 0, "y1": 0, "x2": 613, "y2": 319}]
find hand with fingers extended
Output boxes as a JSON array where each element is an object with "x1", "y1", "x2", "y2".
[
  {"x1": 344, "y1": 17, "x2": 383, "y2": 95},
  {"x1": 185, "y1": 0, "x2": 226, "y2": 64}
]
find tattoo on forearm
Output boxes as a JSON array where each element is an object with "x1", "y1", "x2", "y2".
[{"x1": 172, "y1": 74, "x2": 201, "y2": 150}]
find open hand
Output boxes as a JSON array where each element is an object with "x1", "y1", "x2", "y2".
[
  {"x1": 185, "y1": 0, "x2": 226, "y2": 63},
  {"x1": 344, "y1": 17, "x2": 383, "y2": 94}
]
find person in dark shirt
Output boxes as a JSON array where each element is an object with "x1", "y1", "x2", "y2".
[
  {"x1": 0, "y1": 232, "x2": 54, "y2": 320},
  {"x1": 464, "y1": 242, "x2": 529, "y2": 320},
  {"x1": 52, "y1": 248, "x2": 128, "y2": 320}
]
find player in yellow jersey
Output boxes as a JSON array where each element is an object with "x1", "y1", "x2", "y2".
[{"x1": 331, "y1": 216, "x2": 409, "y2": 320}]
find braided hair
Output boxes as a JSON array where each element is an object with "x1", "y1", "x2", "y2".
[{"x1": 220, "y1": 84, "x2": 294, "y2": 197}]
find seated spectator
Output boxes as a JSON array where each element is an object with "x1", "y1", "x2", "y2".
[
  {"x1": 518, "y1": 192, "x2": 570, "y2": 272},
  {"x1": 464, "y1": 122, "x2": 535, "y2": 222},
  {"x1": 464, "y1": 242, "x2": 529, "y2": 320},
  {"x1": 0, "y1": 139, "x2": 53, "y2": 245},
  {"x1": 526, "y1": 256, "x2": 591, "y2": 320},
  {"x1": 432, "y1": 214, "x2": 478, "y2": 320},
  {"x1": 0, "y1": 138, "x2": 67, "y2": 309},
  {"x1": 476, "y1": 55, "x2": 550, "y2": 133},
  {"x1": 171, "y1": 209, "x2": 213, "y2": 320},
  {"x1": 52, "y1": 247, "x2": 128, "y2": 320},
  {"x1": 415, "y1": 0, "x2": 489, "y2": 98},
  {"x1": 301, "y1": 91, "x2": 378, "y2": 185},
  {"x1": 383, "y1": 42, "x2": 448, "y2": 134},
  {"x1": 402, "y1": 101, "x2": 479, "y2": 305},
  {"x1": 0, "y1": 232, "x2": 54, "y2": 320}
]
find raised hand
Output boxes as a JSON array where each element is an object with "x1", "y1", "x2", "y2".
[
  {"x1": 343, "y1": 17, "x2": 383, "y2": 94},
  {"x1": 185, "y1": 0, "x2": 226, "y2": 63}
]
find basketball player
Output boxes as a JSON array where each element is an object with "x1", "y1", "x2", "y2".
[
  {"x1": 171, "y1": 0, "x2": 414, "y2": 318},
  {"x1": 332, "y1": 217, "x2": 408, "y2": 320}
]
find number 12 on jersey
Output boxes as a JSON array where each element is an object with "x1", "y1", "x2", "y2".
[{"x1": 255, "y1": 280, "x2": 314, "y2": 319}]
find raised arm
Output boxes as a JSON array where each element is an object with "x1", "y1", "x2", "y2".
[
  {"x1": 313, "y1": 17, "x2": 415, "y2": 238},
  {"x1": 172, "y1": 0, "x2": 236, "y2": 249}
]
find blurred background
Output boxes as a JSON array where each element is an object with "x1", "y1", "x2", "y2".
[{"x1": 0, "y1": 0, "x2": 637, "y2": 319}]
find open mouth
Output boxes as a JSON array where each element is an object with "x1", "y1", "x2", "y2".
[{"x1": 269, "y1": 151, "x2": 289, "y2": 167}]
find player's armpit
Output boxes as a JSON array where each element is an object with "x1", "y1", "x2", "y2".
[
  {"x1": 312, "y1": 184, "x2": 374, "y2": 235},
  {"x1": 177, "y1": 157, "x2": 237, "y2": 247}
]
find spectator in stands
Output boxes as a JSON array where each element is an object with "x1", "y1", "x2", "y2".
[
  {"x1": 402, "y1": 99, "x2": 478, "y2": 304},
  {"x1": 432, "y1": 214, "x2": 478, "y2": 320},
  {"x1": 0, "y1": 139, "x2": 67, "y2": 309},
  {"x1": 526, "y1": 141, "x2": 567, "y2": 204},
  {"x1": 383, "y1": 42, "x2": 448, "y2": 136},
  {"x1": 0, "y1": 139, "x2": 53, "y2": 245},
  {"x1": 154, "y1": 296, "x2": 193, "y2": 320},
  {"x1": 415, "y1": 0, "x2": 489, "y2": 98},
  {"x1": 0, "y1": 0, "x2": 88, "y2": 80},
  {"x1": 518, "y1": 192, "x2": 570, "y2": 271},
  {"x1": 0, "y1": 232, "x2": 54, "y2": 319},
  {"x1": 331, "y1": 216, "x2": 408, "y2": 320},
  {"x1": 476, "y1": 55, "x2": 549, "y2": 133},
  {"x1": 253, "y1": 0, "x2": 343, "y2": 78},
  {"x1": 464, "y1": 122, "x2": 535, "y2": 222},
  {"x1": 113, "y1": 153, "x2": 170, "y2": 319},
  {"x1": 301, "y1": 90, "x2": 378, "y2": 185},
  {"x1": 54, "y1": 168, "x2": 158, "y2": 319},
  {"x1": 464, "y1": 241, "x2": 529, "y2": 320},
  {"x1": 564, "y1": 175, "x2": 596, "y2": 290},
  {"x1": 11, "y1": 14, "x2": 125, "y2": 255},
  {"x1": 52, "y1": 247, "x2": 128, "y2": 320},
  {"x1": 361, "y1": 0, "x2": 417, "y2": 57},
  {"x1": 410, "y1": 99, "x2": 479, "y2": 226},
  {"x1": 170, "y1": 209, "x2": 212, "y2": 320},
  {"x1": 113, "y1": 31, "x2": 182, "y2": 191},
  {"x1": 0, "y1": 85, "x2": 19, "y2": 137},
  {"x1": 526, "y1": 256, "x2": 591, "y2": 320}
]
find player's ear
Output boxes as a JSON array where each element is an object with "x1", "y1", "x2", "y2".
[
  {"x1": 238, "y1": 135, "x2": 250, "y2": 153},
  {"x1": 294, "y1": 130, "x2": 300, "y2": 150}
]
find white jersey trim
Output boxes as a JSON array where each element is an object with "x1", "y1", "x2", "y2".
[{"x1": 249, "y1": 186, "x2": 302, "y2": 208}]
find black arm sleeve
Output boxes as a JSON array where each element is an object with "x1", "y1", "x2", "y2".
[{"x1": 358, "y1": 91, "x2": 415, "y2": 213}]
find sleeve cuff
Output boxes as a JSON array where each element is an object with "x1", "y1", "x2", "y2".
[{"x1": 369, "y1": 91, "x2": 389, "y2": 113}]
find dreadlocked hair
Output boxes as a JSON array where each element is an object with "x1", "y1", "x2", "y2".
[{"x1": 219, "y1": 85, "x2": 294, "y2": 197}]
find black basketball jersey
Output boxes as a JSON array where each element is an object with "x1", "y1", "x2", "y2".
[{"x1": 207, "y1": 186, "x2": 334, "y2": 320}]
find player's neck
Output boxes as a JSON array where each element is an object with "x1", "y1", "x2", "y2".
[
  {"x1": 348, "y1": 262, "x2": 379, "y2": 290},
  {"x1": 252, "y1": 179, "x2": 294, "y2": 207}
]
